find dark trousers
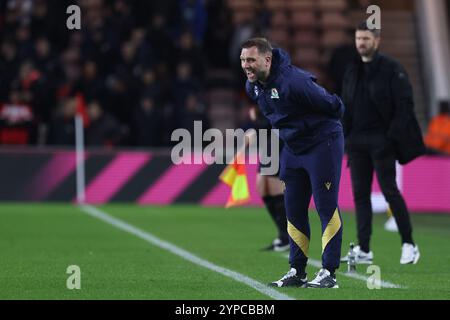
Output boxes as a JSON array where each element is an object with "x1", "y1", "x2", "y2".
[
  {"x1": 347, "y1": 133, "x2": 414, "y2": 252},
  {"x1": 280, "y1": 131, "x2": 344, "y2": 273}
]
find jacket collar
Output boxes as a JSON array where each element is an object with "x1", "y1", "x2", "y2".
[
  {"x1": 347, "y1": 50, "x2": 382, "y2": 78},
  {"x1": 358, "y1": 50, "x2": 382, "y2": 68}
]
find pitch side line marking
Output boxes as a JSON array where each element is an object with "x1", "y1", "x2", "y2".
[
  {"x1": 79, "y1": 205, "x2": 295, "y2": 300},
  {"x1": 284, "y1": 254, "x2": 404, "y2": 289}
]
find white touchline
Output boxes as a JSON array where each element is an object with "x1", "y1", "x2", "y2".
[
  {"x1": 283, "y1": 254, "x2": 404, "y2": 289},
  {"x1": 78, "y1": 205, "x2": 295, "y2": 300}
]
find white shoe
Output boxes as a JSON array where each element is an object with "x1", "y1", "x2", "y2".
[
  {"x1": 340, "y1": 245, "x2": 373, "y2": 264},
  {"x1": 263, "y1": 238, "x2": 290, "y2": 252},
  {"x1": 400, "y1": 243, "x2": 420, "y2": 264},
  {"x1": 269, "y1": 268, "x2": 308, "y2": 288},
  {"x1": 307, "y1": 269, "x2": 339, "y2": 288},
  {"x1": 384, "y1": 216, "x2": 398, "y2": 232}
]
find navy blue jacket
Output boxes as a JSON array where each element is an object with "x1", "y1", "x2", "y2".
[{"x1": 246, "y1": 48, "x2": 345, "y2": 154}]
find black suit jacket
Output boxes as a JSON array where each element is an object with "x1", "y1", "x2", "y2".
[{"x1": 341, "y1": 52, "x2": 426, "y2": 165}]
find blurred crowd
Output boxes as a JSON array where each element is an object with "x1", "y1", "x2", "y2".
[
  {"x1": 0, "y1": 0, "x2": 360, "y2": 148},
  {"x1": 0, "y1": 0, "x2": 449, "y2": 155},
  {"x1": 0, "y1": 0, "x2": 213, "y2": 147}
]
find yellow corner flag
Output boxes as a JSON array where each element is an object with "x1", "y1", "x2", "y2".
[{"x1": 219, "y1": 160, "x2": 250, "y2": 208}]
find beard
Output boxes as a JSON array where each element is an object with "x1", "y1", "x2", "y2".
[
  {"x1": 245, "y1": 68, "x2": 268, "y2": 83},
  {"x1": 358, "y1": 45, "x2": 377, "y2": 58}
]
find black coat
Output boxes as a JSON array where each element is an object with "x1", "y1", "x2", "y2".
[{"x1": 341, "y1": 52, "x2": 426, "y2": 165}]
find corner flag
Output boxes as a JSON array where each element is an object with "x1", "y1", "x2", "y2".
[{"x1": 219, "y1": 161, "x2": 250, "y2": 208}]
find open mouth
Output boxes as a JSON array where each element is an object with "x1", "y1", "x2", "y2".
[{"x1": 246, "y1": 70, "x2": 255, "y2": 78}]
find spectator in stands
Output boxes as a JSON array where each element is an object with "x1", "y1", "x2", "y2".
[
  {"x1": 78, "y1": 60, "x2": 106, "y2": 106},
  {"x1": 139, "y1": 68, "x2": 161, "y2": 99},
  {"x1": 0, "y1": 89, "x2": 35, "y2": 145},
  {"x1": 130, "y1": 27, "x2": 155, "y2": 69},
  {"x1": 105, "y1": 41, "x2": 140, "y2": 123},
  {"x1": 85, "y1": 100, "x2": 125, "y2": 147},
  {"x1": 15, "y1": 25, "x2": 34, "y2": 61},
  {"x1": 147, "y1": 13, "x2": 176, "y2": 66},
  {"x1": 131, "y1": 95, "x2": 163, "y2": 147},
  {"x1": 0, "y1": 1, "x2": 217, "y2": 147},
  {"x1": 203, "y1": 0, "x2": 233, "y2": 69},
  {"x1": 30, "y1": 0, "x2": 52, "y2": 39},
  {"x1": 178, "y1": 0, "x2": 208, "y2": 45},
  {"x1": 48, "y1": 97, "x2": 77, "y2": 146},
  {"x1": 424, "y1": 101, "x2": 450, "y2": 155},
  {"x1": 17, "y1": 60, "x2": 54, "y2": 124},
  {"x1": 0, "y1": 40, "x2": 20, "y2": 101},
  {"x1": 171, "y1": 61, "x2": 201, "y2": 127},
  {"x1": 110, "y1": 0, "x2": 134, "y2": 43},
  {"x1": 341, "y1": 22, "x2": 426, "y2": 266},
  {"x1": 179, "y1": 93, "x2": 209, "y2": 137},
  {"x1": 33, "y1": 37, "x2": 57, "y2": 76},
  {"x1": 60, "y1": 46, "x2": 82, "y2": 85},
  {"x1": 177, "y1": 30, "x2": 206, "y2": 81}
]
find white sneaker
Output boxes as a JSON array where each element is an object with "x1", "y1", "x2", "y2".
[
  {"x1": 263, "y1": 238, "x2": 290, "y2": 252},
  {"x1": 269, "y1": 268, "x2": 308, "y2": 288},
  {"x1": 340, "y1": 245, "x2": 373, "y2": 264},
  {"x1": 307, "y1": 269, "x2": 338, "y2": 288},
  {"x1": 400, "y1": 243, "x2": 420, "y2": 264},
  {"x1": 384, "y1": 216, "x2": 398, "y2": 232}
]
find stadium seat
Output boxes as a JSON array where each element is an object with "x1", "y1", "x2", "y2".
[
  {"x1": 208, "y1": 89, "x2": 236, "y2": 105},
  {"x1": 292, "y1": 30, "x2": 320, "y2": 47},
  {"x1": 231, "y1": 10, "x2": 256, "y2": 26},
  {"x1": 286, "y1": 0, "x2": 316, "y2": 11},
  {"x1": 205, "y1": 69, "x2": 235, "y2": 89},
  {"x1": 317, "y1": 0, "x2": 348, "y2": 12},
  {"x1": 263, "y1": 0, "x2": 287, "y2": 11},
  {"x1": 320, "y1": 12, "x2": 350, "y2": 29},
  {"x1": 267, "y1": 28, "x2": 290, "y2": 49},
  {"x1": 289, "y1": 10, "x2": 318, "y2": 30},
  {"x1": 227, "y1": 0, "x2": 256, "y2": 11},
  {"x1": 292, "y1": 47, "x2": 321, "y2": 66},
  {"x1": 270, "y1": 11, "x2": 289, "y2": 29},
  {"x1": 320, "y1": 30, "x2": 350, "y2": 48}
]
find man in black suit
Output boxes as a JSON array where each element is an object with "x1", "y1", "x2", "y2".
[{"x1": 341, "y1": 22, "x2": 426, "y2": 265}]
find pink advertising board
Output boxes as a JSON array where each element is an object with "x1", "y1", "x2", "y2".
[{"x1": 202, "y1": 156, "x2": 450, "y2": 213}]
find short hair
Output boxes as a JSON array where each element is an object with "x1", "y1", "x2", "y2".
[
  {"x1": 356, "y1": 21, "x2": 381, "y2": 37},
  {"x1": 241, "y1": 37, "x2": 273, "y2": 55}
]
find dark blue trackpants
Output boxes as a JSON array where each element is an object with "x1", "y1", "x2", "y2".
[{"x1": 279, "y1": 131, "x2": 344, "y2": 273}]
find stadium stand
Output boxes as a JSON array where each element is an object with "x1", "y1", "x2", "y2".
[{"x1": 0, "y1": 0, "x2": 440, "y2": 147}]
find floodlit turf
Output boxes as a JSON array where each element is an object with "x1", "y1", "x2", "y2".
[{"x1": 0, "y1": 203, "x2": 449, "y2": 300}]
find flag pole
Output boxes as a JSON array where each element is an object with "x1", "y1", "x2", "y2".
[{"x1": 75, "y1": 114, "x2": 85, "y2": 204}]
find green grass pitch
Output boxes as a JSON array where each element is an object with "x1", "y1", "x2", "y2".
[{"x1": 1, "y1": 203, "x2": 449, "y2": 300}]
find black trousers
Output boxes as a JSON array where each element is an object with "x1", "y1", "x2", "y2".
[{"x1": 347, "y1": 133, "x2": 413, "y2": 252}]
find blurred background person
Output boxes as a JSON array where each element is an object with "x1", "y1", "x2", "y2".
[
  {"x1": 248, "y1": 105, "x2": 289, "y2": 252},
  {"x1": 424, "y1": 101, "x2": 450, "y2": 155},
  {"x1": 0, "y1": 88, "x2": 35, "y2": 145},
  {"x1": 48, "y1": 96, "x2": 77, "y2": 146},
  {"x1": 131, "y1": 95, "x2": 163, "y2": 147},
  {"x1": 85, "y1": 99, "x2": 125, "y2": 147}
]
